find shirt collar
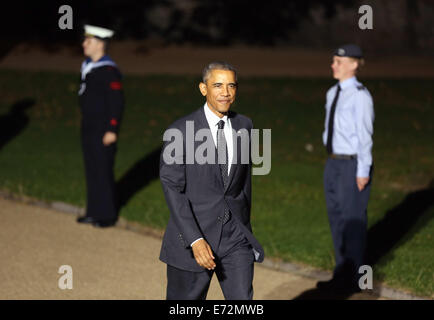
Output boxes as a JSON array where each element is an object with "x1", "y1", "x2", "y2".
[
  {"x1": 97, "y1": 55, "x2": 112, "y2": 62},
  {"x1": 204, "y1": 103, "x2": 228, "y2": 127},
  {"x1": 339, "y1": 76, "x2": 357, "y2": 90},
  {"x1": 84, "y1": 55, "x2": 111, "y2": 66}
]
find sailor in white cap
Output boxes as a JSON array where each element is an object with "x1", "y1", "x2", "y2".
[{"x1": 76, "y1": 25, "x2": 124, "y2": 228}]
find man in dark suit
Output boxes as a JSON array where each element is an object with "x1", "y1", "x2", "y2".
[{"x1": 159, "y1": 62, "x2": 264, "y2": 300}]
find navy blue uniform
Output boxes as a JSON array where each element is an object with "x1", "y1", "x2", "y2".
[{"x1": 79, "y1": 55, "x2": 124, "y2": 221}]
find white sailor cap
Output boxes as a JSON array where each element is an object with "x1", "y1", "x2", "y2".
[{"x1": 84, "y1": 25, "x2": 114, "y2": 40}]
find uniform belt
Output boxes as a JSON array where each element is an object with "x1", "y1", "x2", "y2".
[{"x1": 329, "y1": 153, "x2": 357, "y2": 160}]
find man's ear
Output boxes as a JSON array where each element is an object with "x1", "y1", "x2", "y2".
[
  {"x1": 96, "y1": 38, "x2": 104, "y2": 50},
  {"x1": 199, "y1": 82, "x2": 207, "y2": 97},
  {"x1": 350, "y1": 59, "x2": 358, "y2": 72}
]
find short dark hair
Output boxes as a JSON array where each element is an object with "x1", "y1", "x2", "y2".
[{"x1": 202, "y1": 61, "x2": 237, "y2": 83}]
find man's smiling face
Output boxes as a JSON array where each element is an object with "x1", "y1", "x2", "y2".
[{"x1": 199, "y1": 69, "x2": 237, "y2": 118}]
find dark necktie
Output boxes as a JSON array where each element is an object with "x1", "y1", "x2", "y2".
[
  {"x1": 326, "y1": 84, "x2": 341, "y2": 154},
  {"x1": 217, "y1": 120, "x2": 230, "y2": 224}
]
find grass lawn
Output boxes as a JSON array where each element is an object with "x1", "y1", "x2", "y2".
[{"x1": 0, "y1": 69, "x2": 432, "y2": 297}]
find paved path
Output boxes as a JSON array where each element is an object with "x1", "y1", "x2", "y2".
[{"x1": 0, "y1": 197, "x2": 383, "y2": 300}]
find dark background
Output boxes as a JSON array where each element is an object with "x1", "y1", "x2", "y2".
[{"x1": 1, "y1": 0, "x2": 433, "y2": 55}]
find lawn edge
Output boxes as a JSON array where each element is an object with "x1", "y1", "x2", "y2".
[{"x1": 0, "y1": 189, "x2": 430, "y2": 301}]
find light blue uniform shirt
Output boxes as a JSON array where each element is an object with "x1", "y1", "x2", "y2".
[{"x1": 322, "y1": 76, "x2": 374, "y2": 177}]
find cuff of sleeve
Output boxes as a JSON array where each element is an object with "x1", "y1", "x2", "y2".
[
  {"x1": 107, "y1": 126, "x2": 118, "y2": 134},
  {"x1": 190, "y1": 238, "x2": 203, "y2": 247},
  {"x1": 357, "y1": 163, "x2": 370, "y2": 178}
]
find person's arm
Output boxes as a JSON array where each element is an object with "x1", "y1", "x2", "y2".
[
  {"x1": 160, "y1": 133, "x2": 203, "y2": 245},
  {"x1": 190, "y1": 238, "x2": 203, "y2": 247},
  {"x1": 160, "y1": 131, "x2": 216, "y2": 269},
  {"x1": 103, "y1": 67, "x2": 124, "y2": 145},
  {"x1": 355, "y1": 90, "x2": 374, "y2": 190}
]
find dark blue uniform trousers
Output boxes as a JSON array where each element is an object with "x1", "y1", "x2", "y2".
[
  {"x1": 166, "y1": 216, "x2": 254, "y2": 300},
  {"x1": 324, "y1": 158, "x2": 372, "y2": 284},
  {"x1": 81, "y1": 132, "x2": 118, "y2": 221}
]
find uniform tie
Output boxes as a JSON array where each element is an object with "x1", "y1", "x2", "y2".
[
  {"x1": 217, "y1": 120, "x2": 230, "y2": 224},
  {"x1": 326, "y1": 84, "x2": 341, "y2": 154}
]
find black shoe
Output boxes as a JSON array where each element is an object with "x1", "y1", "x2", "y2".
[
  {"x1": 316, "y1": 279, "x2": 328, "y2": 289},
  {"x1": 317, "y1": 277, "x2": 361, "y2": 294},
  {"x1": 77, "y1": 216, "x2": 97, "y2": 224},
  {"x1": 317, "y1": 278, "x2": 337, "y2": 290},
  {"x1": 92, "y1": 219, "x2": 117, "y2": 228},
  {"x1": 340, "y1": 282, "x2": 362, "y2": 295}
]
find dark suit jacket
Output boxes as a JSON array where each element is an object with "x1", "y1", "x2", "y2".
[{"x1": 159, "y1": 106, "x2": 264, "y2": 272}]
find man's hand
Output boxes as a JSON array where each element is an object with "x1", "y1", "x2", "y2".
[
  {"x1": 356, "y1": 177, "x2": 370, "y2": 192},
  {"x1": 191, "y1": 239, "x2": 216, "y2": 270},
  {"x1": 102, "y1": 131, "x2": 117, "y2": 146}
]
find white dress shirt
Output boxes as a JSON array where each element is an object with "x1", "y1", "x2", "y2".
[
  {"x1": 203, "y1": 102, "x2": 234, "y2": 176},
  {"x1": 322, "y1": 76, "x2": 374, "y2": 177},
  {"x1": 190, "y1": 103, "x2": 234, "y2": 247}
]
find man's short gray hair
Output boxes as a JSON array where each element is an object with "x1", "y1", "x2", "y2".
[{"x1": 202, "y1": 61, "x2": 237, "y2": 83}]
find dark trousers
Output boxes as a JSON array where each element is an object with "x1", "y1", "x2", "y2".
[
  {"x1": 81, "y1": 132, "x2": 118, "y2": 221},
  {"x1": 167, "y1": 216, "x2": 254, "y2": 300},
  {"x1": 324, "y1": 158, "x2": 372, "y2": 284}
]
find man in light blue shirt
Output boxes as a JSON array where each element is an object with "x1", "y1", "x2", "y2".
[{"x1": 318, "y1": 44, "x2": 374, "y2": 294}]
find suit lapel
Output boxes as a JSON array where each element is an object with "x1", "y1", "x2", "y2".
[
  {"x1": 195, "y1": 107, "x2": 225, "y2": 191},
  {"x1": 195, "y1": 107, "x2": 244, "y2": 193},
  {"x1": 225, "y1": 112, "x2": 241, "y2": 192}
]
